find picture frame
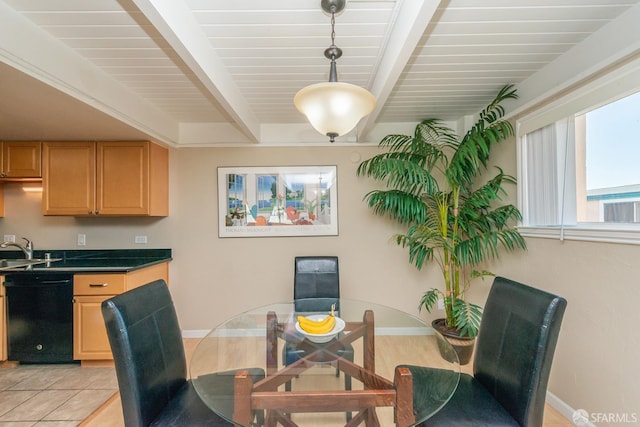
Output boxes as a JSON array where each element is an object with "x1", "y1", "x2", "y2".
[{"x1": 218, "y1": 166, "x2": 338, "y2": 237}]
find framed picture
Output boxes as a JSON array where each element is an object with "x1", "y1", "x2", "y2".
[{"x1": 218, "y1": 166, "x2": 338, "y2": 237}]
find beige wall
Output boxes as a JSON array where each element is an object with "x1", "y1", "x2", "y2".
[
  {"x1": 498, "y1": 238, "x2": 640, "y2": 419},
  {"x1": 168, "y1": 146, "x2": 439, "y2": 329},
  {"x1": 1, "y1": 142, "x2": 638, "y2": 420}
]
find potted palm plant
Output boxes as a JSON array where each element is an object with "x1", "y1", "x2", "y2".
[{"x1": 356, "y1": 84, "x2": 527, "y2": 363}]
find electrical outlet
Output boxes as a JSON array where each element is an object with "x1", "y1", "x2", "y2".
[
  {"x1": 77, "y1": 234, "x2": 86, "y2": 246},
  {"x1": 135, "y1": 235, "x2": 148, "y2": 244},
  {"x1": 437, "y1": 297, "x2": 445, "y2": 310},
  {"x1": 3, "y1": 235, "x2": 16, "y2": 243}
]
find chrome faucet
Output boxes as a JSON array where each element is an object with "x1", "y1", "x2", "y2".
[{"x1": 0, "y1": 237, "x2": 34, "y2": 260}]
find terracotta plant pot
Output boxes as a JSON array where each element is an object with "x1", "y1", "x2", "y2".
[{"x1": 431, "y1": 318, "x2": 475, "y2": 365}]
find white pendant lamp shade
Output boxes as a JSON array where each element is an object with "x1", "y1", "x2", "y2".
[
  {"x1": 294, "y1": 0, "x2": 376, "y2": 142},
  {"x1": 294, "y1": 81, "x2": 376, "y2": 139}
]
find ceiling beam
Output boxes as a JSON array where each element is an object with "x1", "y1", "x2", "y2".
[
  {"x1": 510, "y1": 3, "x2": 640, "y2": 119},
  {"x1": 0, "y1": 0, "x2": 180, "y2": 145},
  {"x1": 132, "y1": 0, "x2": 261, "y2": 144},
  {"x1": 357, "y1": 0, "x2": 441, "y2": 141}
]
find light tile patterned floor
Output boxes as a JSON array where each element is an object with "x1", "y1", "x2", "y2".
[{"x1": 0, "y1": 364, "x2": 117, "y2": 426}]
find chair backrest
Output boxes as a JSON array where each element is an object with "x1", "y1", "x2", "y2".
[
  {"x1": 293, "y1": 256, "x2": 340, "y2": 312},
  {"x1": 102, "y1": 280, "x2": 187, "y2": 427},
  {"x1": 474, "y1": 276, "x2": 567, "y2": 427}
]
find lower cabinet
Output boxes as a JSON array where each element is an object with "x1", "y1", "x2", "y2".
[
  {"x1": 1, "y1": 276, "x2": 5, "y2": 361},
  {"x1": 73, "y1": 295, "x2": 113, "y2": 360},
  {"x1": 72, "y1": 262, "x2": 169, "y2": 361}
]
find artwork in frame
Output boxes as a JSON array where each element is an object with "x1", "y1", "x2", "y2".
[{"x1": 218, "y1": 166, "x2": 338, "y2": 237}]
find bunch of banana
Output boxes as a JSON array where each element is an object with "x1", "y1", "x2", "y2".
[{"x1": 297, "y1": 304, "x2": 336, "y2": 334}]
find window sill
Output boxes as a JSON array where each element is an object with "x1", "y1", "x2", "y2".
[{"x1": 518, "y1": 225, "x2": 640, "y2": 245}]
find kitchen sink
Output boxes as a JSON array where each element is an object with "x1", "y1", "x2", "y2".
[{"x1": 0, "y1": 258, "x2": 59, "y2": 270}]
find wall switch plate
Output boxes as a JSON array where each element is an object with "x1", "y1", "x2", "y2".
[
  {"x1": 3, "y1": 235, "x2": 16, "y2": 243},
  {"x1": 77, "y1": 233, "x2": 86, "y2": 246},
  {"x1": 135, "y1": 235, "x2": 148, "y2": 244},
  {"x1": 437, "y1": 297, "x2": 445, "y2": 310}
]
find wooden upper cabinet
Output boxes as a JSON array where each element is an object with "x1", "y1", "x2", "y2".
[
  {"x1": 1, "y1": 141, "x2": 42, "y2": 178},
  {"x1": 98, "y1": 142, "x2": 149, "y2": 215},
  {"x1": 42, "y1": 142, "x2": 95, "y2": 215},
  {"x1": 0, "y1": 183, "x2": 4, "y2": 218},
  {"x1": 42, "y1": 141, "x2": 168, "y2": 216}
]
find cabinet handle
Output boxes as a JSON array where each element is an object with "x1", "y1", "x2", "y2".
[{"x1": 89, "y1": 283, "x2": 109, "y2": 287}]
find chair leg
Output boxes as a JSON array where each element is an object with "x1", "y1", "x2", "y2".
[
  {"x1": 344, "y1": 373, "x2": 352, "y2": 421},
  {"x1": 253, "y1": 409, "x2": 265, "y2": 427},
  {"x1": 285, "y1": 379, "x2": 292, "y2": 392}
]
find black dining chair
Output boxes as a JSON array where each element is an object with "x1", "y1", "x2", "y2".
[
  {"x1": 403, "y1": 276, "x2": 567, "y2": 427},
  {"x1": 283, "y1": 256, "x2": 354, "y2": 417},
  {"x1": 101, "y1": 279, "x2": 265, "y2": 427}
]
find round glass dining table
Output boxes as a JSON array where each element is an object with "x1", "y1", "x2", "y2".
[{"x1": 190, "y1": 298, "x2": 460, "y2": 427}]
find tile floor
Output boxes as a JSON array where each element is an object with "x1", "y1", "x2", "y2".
[{"x1": 0, "y1": 364, "x2": 117, "y2": 426}]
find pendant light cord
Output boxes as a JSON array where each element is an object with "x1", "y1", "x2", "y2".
[
  {"x1": 325, "y1": 8, "x2": 342, "y2": 83},
  {"x1": 330, "y1": 11, "x2": 336, "y2": 49}
]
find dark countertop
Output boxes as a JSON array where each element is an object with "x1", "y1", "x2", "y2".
[{"x1": 0, "y1": 249, "x2": 172, "y2": 273}]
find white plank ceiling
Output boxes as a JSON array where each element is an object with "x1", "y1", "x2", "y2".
[{"x1": 0, "y1": 0, "x2": 638, "y2": 146}]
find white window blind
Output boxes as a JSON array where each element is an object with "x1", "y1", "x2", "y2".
[{"x1": 522, "y1": 119, "x2": 577, "y2": 229}]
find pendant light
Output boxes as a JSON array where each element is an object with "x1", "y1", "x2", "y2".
[{"x1": 294, "y1": 0, "x2": 376, "y2": 142}]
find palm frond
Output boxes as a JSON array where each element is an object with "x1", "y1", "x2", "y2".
[
  {"x1": 418, "y1": 289, "x2": 442, "y2": 313},
  {"x1": 414, "y1": 119, "x2": 459, "y2": 150},
  {"x1": 455, "y1": 227, "x2": 527, "y2": 266},
  {"x1": 360, "y1": 157, "x2": 439, "y2": 195},
  {"x1": 452, "y1": 299, "x2": 483, "y2": 338},
  {"x1": 363, "y1": 190, "x2": 427, "y2": 225},
  {"x1": 397, "y1": 223, "x2": 449, "y2": 270},
  {"x1": 447, "y1": 85, "x2": 518, "y2": 187}
]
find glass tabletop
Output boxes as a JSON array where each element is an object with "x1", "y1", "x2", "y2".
[{"x1": 190, "y1": 298, "x2": 460, "y2": 427}]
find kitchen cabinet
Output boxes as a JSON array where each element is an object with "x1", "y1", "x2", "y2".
[
  {"x1": 73, "y1": 262, "x2": 169, "y2": 361},
  {"x1": 0, "y1": 142, "x2": 42, "y2": 179},
  {"x1": 0, "y1": 183, "x2": 4, "y2": 217},
  {"x1": 1, "y1": 275, "x2": 5, "y2": 361},
  {"x1": 42, "y1": 141, "x2": 168, "y2": 216}
]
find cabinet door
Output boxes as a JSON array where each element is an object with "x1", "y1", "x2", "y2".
[
  {"x1": 1, "y1": 142, "x2": 42, "y2": 178},
  {"x1": 0, "y1": 183, "x2": 4, "y2": 218},
  {"x1": 1, "y1": 290, "x2": 5, "y2": 361},
  {"x1": 1, "y1": 297, "x2": 5, "y2": 362},
  {"x1": 97, "y1": 141, "x2": 149, "y2": 215},
  {"x1": 42, "y1": 142, "x2": 96, "y2": 215},
  {"x1": 73, "y1": 295, "x2": 113, "y2": 360},
  {"x1": 0, "y1": 274, "x2": 3, "y2": 360}
]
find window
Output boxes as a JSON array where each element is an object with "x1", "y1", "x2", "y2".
[
  {"x1": 517, "y1": 60, "x2": 640, "y2": 244},
  {"x1": 602, "y1": 202, "x2": 638, "y2": 223}
]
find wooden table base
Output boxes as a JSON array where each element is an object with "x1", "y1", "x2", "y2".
[{"x1": 232, "y1": 310, "x2": 416, "y2": 427}]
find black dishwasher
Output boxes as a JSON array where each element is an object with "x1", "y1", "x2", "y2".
[{"x1": 3, "y1": 273, "x2": 75, "y2": 363}]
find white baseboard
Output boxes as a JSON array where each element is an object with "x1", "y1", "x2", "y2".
[
  {"x1": 547, "y1": 391, "x2": 594, "y2": 426},
  {"x1": 182, "y1": 329, "x2": 209, "y2": 339},
  {"x1": 182, "y1": 326, "x2": 432, "y2": 339}
]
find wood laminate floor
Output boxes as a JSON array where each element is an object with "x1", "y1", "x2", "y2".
[{"x1": 81, "y1": 338, "x2": 573, "y2": 427}]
